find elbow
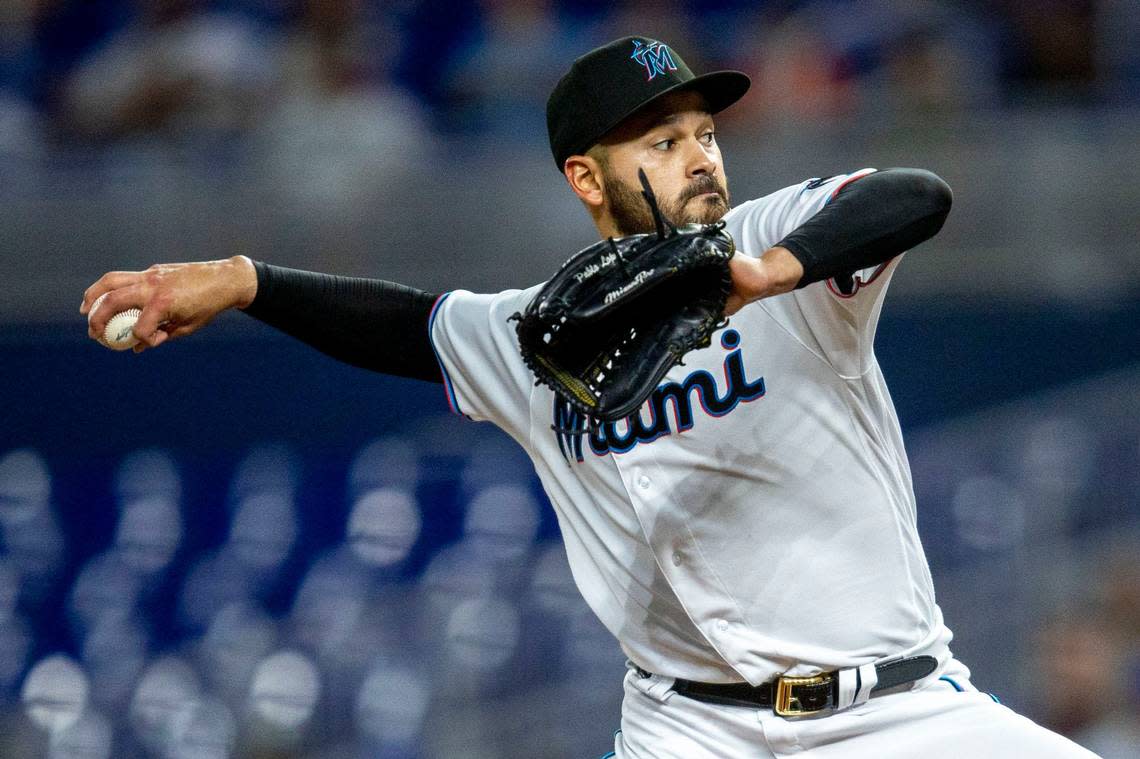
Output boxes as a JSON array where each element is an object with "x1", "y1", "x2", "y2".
[{"x1": 909, "y1": 169, "x2": 953, "y2": 228}]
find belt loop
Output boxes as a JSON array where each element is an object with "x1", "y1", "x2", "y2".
[
  {"x1": 854, "y1": 663, "x2": 878, "y2": 705},
  {"x1": 627, "y1": 663, "x2": 677, "y2": 703},
  {"x1": 836, "y1": 667, "x2": 858, "y2": 710},
  {"x1": 836, "y1": 662, "x2": 879, "y2": 710}
]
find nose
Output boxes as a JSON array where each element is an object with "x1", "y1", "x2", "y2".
[{"x1": 685, "y1": 137, "x2": 716, "y2": 178}]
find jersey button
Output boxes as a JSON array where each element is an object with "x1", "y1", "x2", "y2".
[
  {"x1": 671, "y1": 551, "x2": 683, "y2": 566},
  {"x1": 637, "y1": 475, "x2": 651, "y2": 490},
  {"x1": 715, "y1": 619, "x2": 729, "y2": 632}
]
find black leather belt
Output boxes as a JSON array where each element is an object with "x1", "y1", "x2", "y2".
[{"x1": 636, "y1": 655, "x2": 938, "y2": 717}]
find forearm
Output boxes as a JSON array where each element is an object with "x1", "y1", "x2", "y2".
[
  {"x1": 778, "y1": 168, "x2": 953, "y2": 288},
  {"x1": 242, "y1": 262, "x2": 443, "y2": 383}
]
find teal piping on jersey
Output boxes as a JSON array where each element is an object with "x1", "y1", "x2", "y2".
[
  {"x1": 427, "y1": 292, "x2": 468, "y2": 418},
  {"x1": 941, "y1": 675, "x2": 1001, "y2": 703}
]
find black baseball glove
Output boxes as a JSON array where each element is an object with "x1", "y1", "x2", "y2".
[{"x1": 512, "y1": 169, "x2": 735, "y2": 423}]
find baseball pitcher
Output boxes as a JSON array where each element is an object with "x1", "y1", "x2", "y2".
[{"x1": 82, "y1": 36, "x2": 1099, "y2": 759}]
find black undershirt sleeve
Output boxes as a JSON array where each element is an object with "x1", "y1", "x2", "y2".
[
  {"x1": 242, "y1": 261, "x2": 443, "y2": 383},
  {"x1": 776, "y1": 168, "x2": 953, "y2": 289}
]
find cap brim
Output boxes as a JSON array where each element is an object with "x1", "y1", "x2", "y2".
[
  {"x1": 685, "y1": 70, "x2": 752, "y2": 115},
  {"x1": 587, "y1": 70, "x2": 751, "y2": 154}
]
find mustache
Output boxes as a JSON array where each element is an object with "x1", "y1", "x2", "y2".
[{"x1": 678, "y1": 175, "x2": 727, "y2": 205}]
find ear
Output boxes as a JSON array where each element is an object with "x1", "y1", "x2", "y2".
[{"x1": 564, "y1": 155, "x2": 605, "y2": 208}]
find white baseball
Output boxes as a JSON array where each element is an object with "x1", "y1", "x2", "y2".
[{"x1": 90, "y1": 292, "x2": 142, "y2": 351}]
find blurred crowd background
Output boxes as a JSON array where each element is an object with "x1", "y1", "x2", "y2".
[
  {"x1": 0, "y1": 0, "x2": 1137, "y2": 148},
  {"x1": 3, "y1": 1, "x2": 1139, "y2": 758}
]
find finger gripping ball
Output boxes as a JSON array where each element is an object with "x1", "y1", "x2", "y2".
[{"x1": 90, "y1": 293, "x2": 142, "y2": 351}]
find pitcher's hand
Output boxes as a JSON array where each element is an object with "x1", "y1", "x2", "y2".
[{"x1": 81, "y1": 255, "x2": 258, "y2": 353}]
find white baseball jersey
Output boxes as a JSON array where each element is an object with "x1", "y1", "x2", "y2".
[{"x1": 428, "y1": 170, "x2": 953, "y2": 687}]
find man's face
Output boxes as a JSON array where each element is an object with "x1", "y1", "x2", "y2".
[{"x1": 594, "y1": 90, "x2": 730, "y2": 235}]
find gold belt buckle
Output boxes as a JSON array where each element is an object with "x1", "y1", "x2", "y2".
[{"x1": 774, "y1": 674, "x2": 830, "y2": 717}]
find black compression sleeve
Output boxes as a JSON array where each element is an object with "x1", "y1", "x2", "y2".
[
  {"x1": 242, "y1": 262, "x2": 443, "y2": 383},
  {"x1": 777, "y1": 168, "x2": 953, "y2": 289}
]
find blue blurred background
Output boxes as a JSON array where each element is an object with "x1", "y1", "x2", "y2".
[{"x1": 2, "y1": 1, "x2": 1139, "y2": 757}]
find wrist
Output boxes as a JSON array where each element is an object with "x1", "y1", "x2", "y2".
[
  {"x1": 757, "y1": 247, "x2": 805, "y2": 297},
  {"x1": 228, "y1": 255, "x2": 259, "y2": 310}
]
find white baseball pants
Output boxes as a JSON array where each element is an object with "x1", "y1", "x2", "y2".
[{"x1": 610, "y1": 659, "x2": 1100, "y2": 758}]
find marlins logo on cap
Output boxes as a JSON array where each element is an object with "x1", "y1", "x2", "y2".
[{"x1": 631, "y1": 39, "x2": 678, "y2": 81}]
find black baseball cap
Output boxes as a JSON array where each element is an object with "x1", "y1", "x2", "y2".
[{"x1": 546, "y1": 36, "x2": 751, "y2": 170}]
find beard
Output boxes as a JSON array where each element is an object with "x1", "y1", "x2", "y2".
[{"x1": 604, "y1": 173, "x2": 730, "y2": 235}]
